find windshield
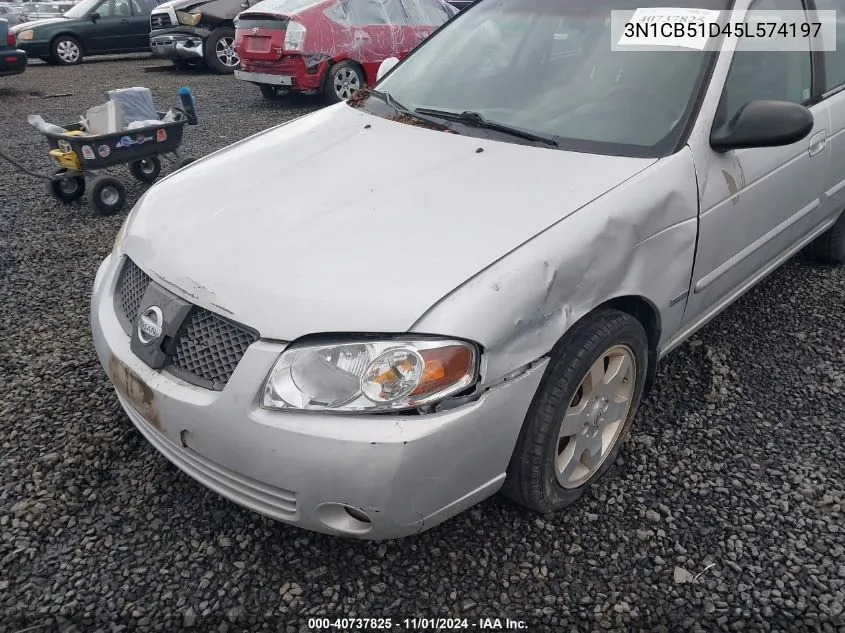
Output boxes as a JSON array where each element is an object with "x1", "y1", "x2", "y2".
[
  {"x1": 374, "y1": 0, "x2": 733, "y2": 156},
  {"x1": 64, "y1": 0, "x2": 99, "y2": 18}
]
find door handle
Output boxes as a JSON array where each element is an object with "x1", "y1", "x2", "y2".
[{"x1": 809, "y1": 131, "x2": 826, "y2": 157}]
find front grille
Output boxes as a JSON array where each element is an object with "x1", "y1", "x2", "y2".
[
  {"x1": 116, "y1": 258, "x2": 151, "y2": 333},
  {"x1": 172, "y1": 308, "x2": 257, "y2": 388},
  {"x1": 150, "y1": 13, "x2": 172, "y2": 29},
  {"x1": 114, "y1": 258, "x2": 257, "y2": 391}
]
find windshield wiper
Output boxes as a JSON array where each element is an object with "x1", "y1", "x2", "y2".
[
  {"x1": 414, "y1": 108, "x2": 559, "y2": 147},
  {"x1": 366, "y1": 89, "x2": 457, "y2": 132}
]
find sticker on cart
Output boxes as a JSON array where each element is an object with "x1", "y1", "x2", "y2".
[
  {"x1": 81, "y1": 145, "x2": 95, "y2": 160},
  {"x1": 134, "y1": 134, "x2": 153, "y2": 145},
  {"x1": 58, "y1": 139, "x2": 72, "y2": 153},
  {"x1": 98, "y1": 144, "x2": 110, "y2": 158},
  {"x1": 116, "y1": 135, "x2": 133, "y2": 149},
  {"x1": 156, "y1": 128, "x2": 167, "y2": 143}
]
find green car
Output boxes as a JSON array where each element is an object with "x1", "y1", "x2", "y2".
[{"x1": 11, "y1": 0, "x2": 163, "y2": 65}]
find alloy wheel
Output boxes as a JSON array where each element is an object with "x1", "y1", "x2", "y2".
[
  {"x1": 333, "y1": 67, "x2": 361, "y2": 100},
  {"x1": 216, "y1": 37, "x2": 239, "y2": 68},
  {"x1": 555, "y1": 344, "x2": 636, "y2": 489}
]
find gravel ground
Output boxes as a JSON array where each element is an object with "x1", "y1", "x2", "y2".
[{"x1": 0, "y1": 56, "x2": 844, "y2": 633}]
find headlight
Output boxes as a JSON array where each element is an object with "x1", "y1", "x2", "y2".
[
  {"x1": 262, "y1": 338, "x2": 478, "y2": 412},
  {"x1": 18, "y1": 30, "x2": 34, "y2": 40},
  {"x1": 283, "y1": 21, "x2": 306, "y2": 51},
  {"x1": 175, "y1": 10, "x2": 201, "y2": 26}
]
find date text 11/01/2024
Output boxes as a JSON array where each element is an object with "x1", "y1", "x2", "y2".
[{"x1": 307, "y1": 618, "x2": 529, "y2": 631}]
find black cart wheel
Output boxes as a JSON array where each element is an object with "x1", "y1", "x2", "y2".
[
  {"x1": 87, "y1": 175, "x2": 126, "y2": 216},
  {"x1": 174, "y1": 156, "x2": 196, "y2": 170},
  {"x1": 129, "y1": 157, "x2": 162, "y2": 183},
  {"x1": 48, "y1": 168, "x2": 86, "y2": 203}
]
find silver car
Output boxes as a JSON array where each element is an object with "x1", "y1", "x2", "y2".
[{"x1": 91, "y1": 0, "x2": 845, "y2": 539}]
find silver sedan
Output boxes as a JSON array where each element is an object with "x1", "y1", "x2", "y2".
[{"x1": 91, "y1": 0, "x2": 845, "y2": 539}]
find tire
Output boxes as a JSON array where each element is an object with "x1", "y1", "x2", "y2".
[
  {"x1": 129, "y1": 157, "x2": 162, "y2": 183},
  {"x1": 259, "y1": 84, "x2": 289, "y2": 100},
  {"x1": 806, "y1": 211, "x2": 845, "y2": 264},
  {"x1": 501, "y1": 309, "x2": 648, "y2": 514},
  {"x1": 87, "y1": 175, "x2": 126, "y2": 216},
  {"x1": 203, "y1": 27, "x2": 239, "y2": 74},
  {"x1": 323, "y1": 61, "x2": 364, "y2": 105},
  {"x1": 48, "y1": 168, "x2": 85, "y2": 203},
  {"x1": 173, "y1": 156, "x2": 196, "y2": 170},
  {"x1": 51, "y1": 35, "x2": 83, "y2": 65}
]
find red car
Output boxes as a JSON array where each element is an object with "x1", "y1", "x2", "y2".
[{"x1": 233, "y1": 0, "x2": 456, "y2": 104}]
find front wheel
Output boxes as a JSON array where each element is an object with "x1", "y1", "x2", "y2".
[
  {"x1": 501, "y1": 310, "x2": 648, "y2": 514},
  {"x1": 87, "y1": 175, "x2": 126, "y2": 216},
  {"x1": 324, "y1": 61, "x2": 364, "y2": 105},
  {"x1": 51, "y1": 35, "x2": 83, "y2": 65},
  {"x1": 204, "y1": 28, "x2": 239, "y2": 74}
]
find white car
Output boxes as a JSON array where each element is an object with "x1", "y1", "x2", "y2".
[{"x1": 92, "y1": 0, "x2": 845, "y2": 539}]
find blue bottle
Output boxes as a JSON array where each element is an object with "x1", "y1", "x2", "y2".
[{"x1": 179, "y1": 86, "x2": 198, "y2": 124}]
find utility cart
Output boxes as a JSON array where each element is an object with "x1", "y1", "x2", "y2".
[{"x1": 42, "y1": 112, "x2": 195, "y2": 216}]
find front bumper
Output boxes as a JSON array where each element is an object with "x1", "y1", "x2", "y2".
[
  {"x1": 91, "y1": 254, "x2": 547, "y2": 539},
  {"x1": 150, "y1": 30, "x2": 205, "y2": 60},
  {"x1": 15, "y1": 41, "x2": 49, "y2": 58},
  {"x1": 0, "y1": 49, "x2": 27, "y2": 75}
]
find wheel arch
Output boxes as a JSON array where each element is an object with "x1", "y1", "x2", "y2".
[{"x1": 586, "y1": 295, "x2": 661, "y2": 396}]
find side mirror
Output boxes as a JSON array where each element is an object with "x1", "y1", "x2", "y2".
[
  {"x1": 90, "y1": 11, "x2": 100, "y2": 19},
  {"x1": 376, "y1": 56, "x2": 399, "y2": 82},
  {"x1": 710, "y1": 100, "x2": 814, "y2": 152}
]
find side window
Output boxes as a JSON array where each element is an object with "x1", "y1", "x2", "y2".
[
  {"x1": 349, "y1": 0, "x2": 406, "y2": 25},
  {"x1": 131, "y1": 0, "x2": 159, "y2": 15},
  {"x1": 94, "y1": 0, "x2": 116, "y2": 17},
  {"x1": 720, "y1": 0, "x2": 812, "y2": 124},
  {"x1": 114, "y1": 0, "x2": 131, "y2": 16},
  {"x1": 816, "y1": 0, "x2": 845, "y2": 91},
  {"x1": 403, "y1": 0, "x2": 450, "y2": 25}
]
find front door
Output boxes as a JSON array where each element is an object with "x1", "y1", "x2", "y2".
[
  {"x1": 682, "y1": 0, "x2": 830, "y2": 327},
  {"x1": 84, "y1": 0, "x2": 140, "y2": 53},
  {"x1": 127, "y1": 0, "x2": 160, "y2": 49}
]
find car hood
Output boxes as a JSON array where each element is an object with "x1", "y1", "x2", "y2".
[
  {"x1": 12, "y1": 16, "x2": 67, "y2": 31},
  {"x1": 122, "y1": 105, "x2": 656, "y2": 341}
]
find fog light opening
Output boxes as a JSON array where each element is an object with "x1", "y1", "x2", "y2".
[{"x1": 315, "y1": 502, "x2": 373, "y2": 535}]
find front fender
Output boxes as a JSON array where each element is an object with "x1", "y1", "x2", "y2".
[{"x1": 410, "y1": 147, "x2": 700, "y2": 385}]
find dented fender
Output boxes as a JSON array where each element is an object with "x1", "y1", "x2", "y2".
[{"x1": 411, "y1": 148, "x2": 701, "y2": 386}]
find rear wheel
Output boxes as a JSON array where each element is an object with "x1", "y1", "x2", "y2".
[
  {"x1": 48, "y1": 168, "x2": 85, "y2": 203},
  {"x1": 51, "y1": 35, "x2": 83, "y2": 65},
  {"x1": 806, "y1": 211, "x2": 845, "y2": 264},
  {"x1": 129, "y1": 157, "x2": 162, "y2": 183},
  {"x1": 324, "y1": 61, "x2": 364, "y2": 105},
  {"x1": 87, "y1": 175, "x2": 126, "y2": 216},
  {"x1": 501, "y1": 310, "x2": 648, "y2": 513},
  {"x1": 204, "y1": 27, "x2": 239, "y2": 74}
]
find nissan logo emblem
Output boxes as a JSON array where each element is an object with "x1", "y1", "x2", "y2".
[
  {"x1": 252, "y1": 26, "x2": 258, "y2": 34},
  {"x1": 137, "y1": 305, "x2": 164, "y2": 345}
]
